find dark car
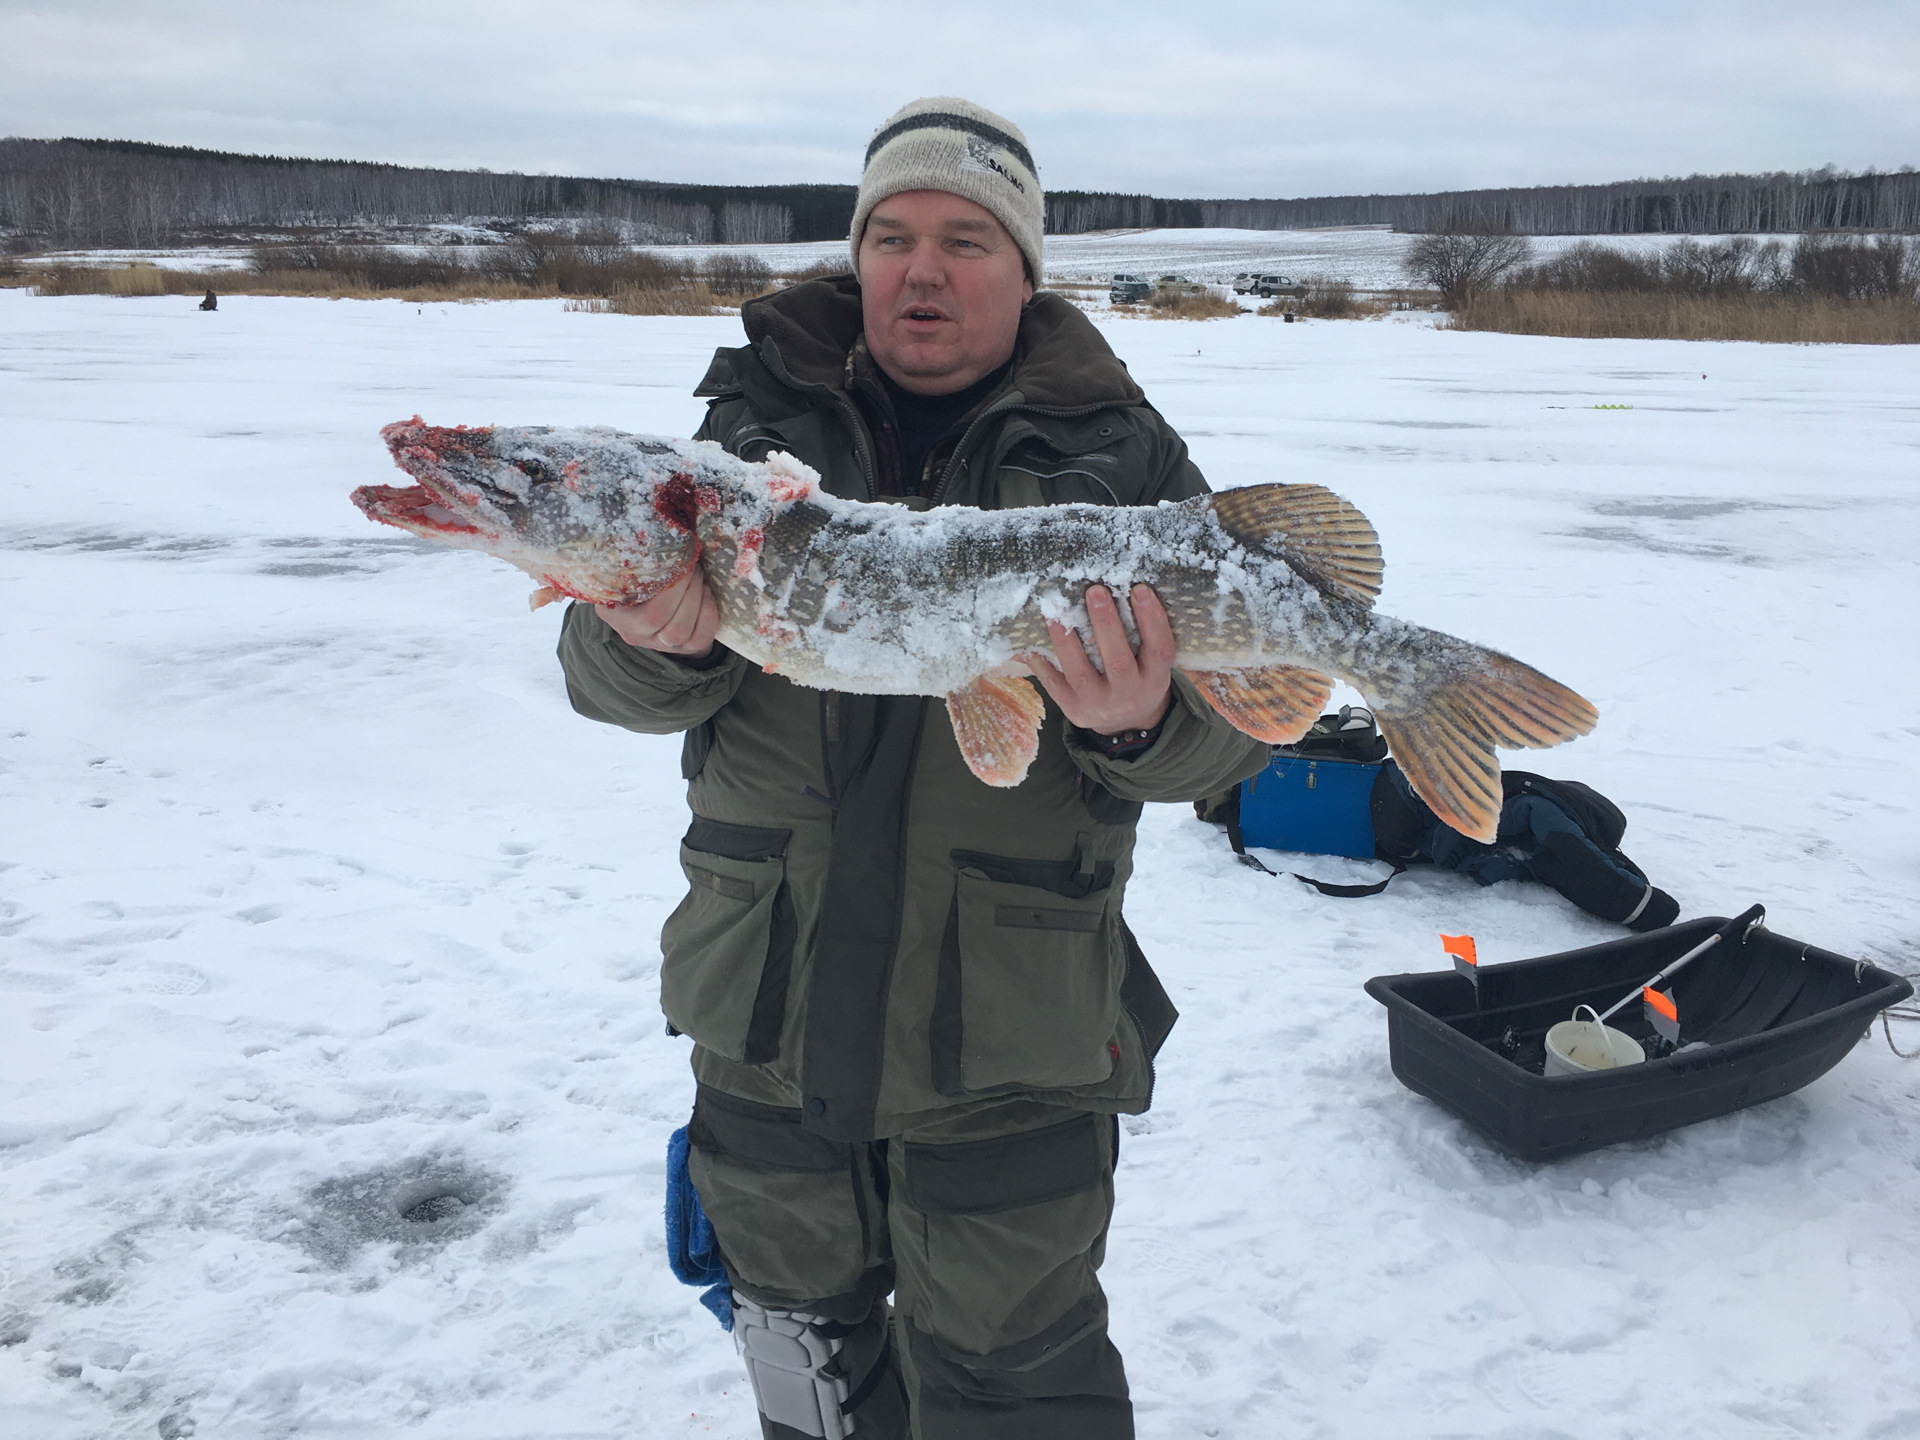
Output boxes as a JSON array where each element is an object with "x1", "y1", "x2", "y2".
[{"x1": 1109, "y1": 272, "x2": 1152, "y2": 304}]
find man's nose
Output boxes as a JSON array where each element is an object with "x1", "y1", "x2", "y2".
[{"x1": 903, "y1": 242, "x2": 947, "y2": 287}]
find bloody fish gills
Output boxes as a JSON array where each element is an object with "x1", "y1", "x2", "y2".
[{"x1": 354, "y1": 417, "x2": 1597, "y2": 842}]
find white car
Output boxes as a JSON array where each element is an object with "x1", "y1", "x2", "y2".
[{"x1": 1232, "y1": 273, "x2": 1300, "y2": 298}]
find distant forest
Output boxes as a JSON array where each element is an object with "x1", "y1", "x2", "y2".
[
  {"x1": 1049, "y1": 169, "x2": 1920, "y2": 236},
  {"x1": 3, "y1": 137, "x2": 1916, "y2": 248}
]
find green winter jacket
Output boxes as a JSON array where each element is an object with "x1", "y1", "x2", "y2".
[{"x1": 556, "y1": 276, "x2": 1269, "y2": 1141}]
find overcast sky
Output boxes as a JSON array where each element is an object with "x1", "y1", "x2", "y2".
[{"x1": 4, "y1": 0, "x2": 1916, "y2": 197}]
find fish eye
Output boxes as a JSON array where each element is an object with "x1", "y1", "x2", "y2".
[{"x1": 513, "y1": 458, "x2": 549, "y2": 482}]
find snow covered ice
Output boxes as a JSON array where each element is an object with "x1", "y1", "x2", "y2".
[{"x1": 2, "y1": 284, "x2": 1917, "y2": 1439}]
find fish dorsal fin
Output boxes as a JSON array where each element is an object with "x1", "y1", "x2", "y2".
[
  {"x1": 946, "y1": 675, "x2": 1047, "y2": 787},
  {"x1": 1209, "y1": 483, "x2": 1383, "y2": 607},
  {"x1": 1184, "y1": 665, "x2": 1334, "y2": 744}
]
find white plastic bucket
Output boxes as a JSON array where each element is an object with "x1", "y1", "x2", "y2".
[{"x1": 1544, "y1": 1005, "x2": 1646, "y2": 1076}]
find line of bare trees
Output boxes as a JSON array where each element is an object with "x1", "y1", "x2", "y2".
[
  {"x1": 5, "y1": 137, "x2": 1916, "y2": 251},
  {"x1": 0, "y1": 138, "x2": 853, "y2": 248},
  {"x1": 1062, "y1": 168, "x2": 1920, "y2": 236},
  {"x1": 1406, "y1": 227, "x2": 1920, "y2": 308}
]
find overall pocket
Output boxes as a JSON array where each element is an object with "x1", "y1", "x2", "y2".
[
  {"x1": 659, "y1": 817, "x2": 795, "y2": 1065},
  {"x1": 940, "y1": 852, "x2": 1122, "y2": 1093}
]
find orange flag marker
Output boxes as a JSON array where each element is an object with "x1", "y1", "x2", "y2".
[
  {"x1": 1441, "y1": 933, "x2": 1478, "y2": 985},
  {"x1": 1643, "y1": 986, "x2": 1680, "y2": 1045}
]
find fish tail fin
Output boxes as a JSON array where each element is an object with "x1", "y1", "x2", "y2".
[{"x1": 1367, "y1": 632, "x2": 1597, "y2": 843}]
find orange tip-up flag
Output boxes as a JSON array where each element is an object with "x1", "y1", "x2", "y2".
[
  {"x1": 1441, "y1": 933, "x2": 1478, "y2": 984},
  {"x1": 1643, "y1": 986, "x2": 1680, "y2": 1044}
]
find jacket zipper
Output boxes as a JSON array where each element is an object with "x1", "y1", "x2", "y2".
[{"x1": 1122, "y1": 1001, "x2": 1158, "y2": 1112}]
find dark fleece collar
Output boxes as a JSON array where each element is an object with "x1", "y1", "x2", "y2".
[{"x1": 737, "y1": 274, "x2": 1144, "y2": 412}]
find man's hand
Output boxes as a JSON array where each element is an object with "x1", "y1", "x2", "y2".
[
  {"x1": 595, "y1": 567, "x2": 721, "y2": 660},
  {"x1": 1023, "y1": 584, "x2": 1176, "y2": 737}
]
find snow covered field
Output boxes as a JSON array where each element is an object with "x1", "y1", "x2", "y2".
[{"x1": 2, "y1": 287, "x2": 1918, "y2": 1440}]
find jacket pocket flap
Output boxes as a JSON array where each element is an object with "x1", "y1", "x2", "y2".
[{"x1": 686, "y1": 815, "x2": 791, "y2": 862}]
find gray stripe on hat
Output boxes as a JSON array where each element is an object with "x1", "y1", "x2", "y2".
[{"x1": 864, "y1": 112, "x2": 1037, "y2": 176}]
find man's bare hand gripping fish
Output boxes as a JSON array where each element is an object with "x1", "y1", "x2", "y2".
[{"x1": 354, "y1": 418, "x2": 1597, "y2": 842}]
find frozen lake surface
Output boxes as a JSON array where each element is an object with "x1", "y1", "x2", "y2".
[{"x1": 2, "y1": 289, "x2": 1917, "y2": 1439}]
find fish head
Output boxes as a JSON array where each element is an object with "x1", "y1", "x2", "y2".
[{"x1": 354, "y1": 417, "x2": 705, "y2": 605}]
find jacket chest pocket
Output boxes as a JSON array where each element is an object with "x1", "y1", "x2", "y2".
[
  {"x1": 659, "y1": 818, "x2": 795, "y2": 1066},
  {"x1": 937, "y1": 856, "x2": 1123, "y2": 1093}
]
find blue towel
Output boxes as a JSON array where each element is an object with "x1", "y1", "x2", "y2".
[{"x1": 665, "y1": 1125, "x2": 733, "y2": 1330}]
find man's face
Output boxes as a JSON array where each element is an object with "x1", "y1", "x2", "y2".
[{"x1": 858, "y1": 189, "x2": 1034, "y2": 397}]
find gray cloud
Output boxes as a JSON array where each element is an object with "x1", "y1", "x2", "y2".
[{"x1": 3, "y1": 0, "x2": 1914, "y2": 197}]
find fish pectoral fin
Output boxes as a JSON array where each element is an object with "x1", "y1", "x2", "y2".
[
  {"x1": 1208, "y1": 483, "x2": 1383, "y2": 607},
  {"x1": 946, "y1": 675, "x2": 1046, "y2": 788},
  {"x1": 1185, "y1": 665, "x2": 1333, "y2": 744}
]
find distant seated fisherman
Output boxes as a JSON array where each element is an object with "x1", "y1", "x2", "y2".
[{"x1": 557, "y1": 96, "x2": 1267, "y2": 1439}]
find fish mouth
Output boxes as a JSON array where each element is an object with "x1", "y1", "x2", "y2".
[
  {"x1": 360, "y1": 416, "x2": 514, "y2": 536},
  {"x1": 350, "y1": 480, "x2": 486, "y2": 537}
]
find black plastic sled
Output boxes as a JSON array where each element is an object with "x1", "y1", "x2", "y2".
[{"x1": 1364, "y1": 915, "x2": 1913, "y2": 1161}]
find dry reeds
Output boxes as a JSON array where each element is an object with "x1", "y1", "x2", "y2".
[
  {"x1": 13, "y1": 234, "x2": 791, "y2": 309},
  {"x1": 776, "y1": 258, "x2": 849, "y2": 287},
  {"x1": 108, "y1": 263, "x2": 168, "y2": 296},
  {"x1": 24, "y1": 261, "x2": 535, "y2": 302},
  {"x1": 565, "y1": 283, "x2": 731, "y2": 316},
  {"x1": 1299, "y1": 276, "x2": 1356, "y2": 317},
  {"x1": 1253, "y1": 276, "x2": 1409, "y2": 320},
  {"x1": 1144, "y1": 289, "x2": 1240, "y2": 320},
  {"x1": 1451, "y1": 289, "x2": 1920, "y2": 344}
]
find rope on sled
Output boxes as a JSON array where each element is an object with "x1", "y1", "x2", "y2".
[
  {"x1": 1882, "y1": 974, "x2": 1920, "y2": 1060},
  {"x1": 1884, "y1": 1008, "x2": 1920, "y2": 1060}
]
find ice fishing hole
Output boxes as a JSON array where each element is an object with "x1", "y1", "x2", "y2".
[
  {"x1": 298, "y1": 1158, "x2": 506, "y2": 1265},
  {"x1": 399, "y1": 1187, "x2": 472, "y2": 1225}
]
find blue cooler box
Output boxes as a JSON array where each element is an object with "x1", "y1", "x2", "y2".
[{"x1": 1238, "y1": 755, "x2": 1382, "y2": 858}]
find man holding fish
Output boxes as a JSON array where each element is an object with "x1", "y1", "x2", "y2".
[{"x1": 561, "y1": 98, "x2": 1269, "y2": 1438}]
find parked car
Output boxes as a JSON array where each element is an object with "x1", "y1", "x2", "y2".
[
  {"x1": 1109, "y1": 272, "x2": 1152, "y2": 304},
  {"x1": 1154, "y1": 274, "x2": 1208, "y2": 298},
  {"x1": 1233, "y1": 273, "x2": 1302, "y2": 299}
]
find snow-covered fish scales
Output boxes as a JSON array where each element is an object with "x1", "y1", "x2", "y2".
[{"x1": 354, "y1": 418, "x2": 1596, "y2": 841}]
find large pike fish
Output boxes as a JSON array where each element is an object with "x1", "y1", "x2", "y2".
[{"x1": 354, "y1": 418, "x2": 1596, "y2": 841}]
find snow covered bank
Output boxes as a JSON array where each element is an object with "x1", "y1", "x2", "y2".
[
  {"x1": 1, "y1": 290, "x2": 1916, "y2": 1439},
  {"x1": 34, "y1": 225, "x2": 1760, "y2": 293}
]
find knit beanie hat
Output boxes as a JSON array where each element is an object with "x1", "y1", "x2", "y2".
[{"x1": 850, "y1": 97, "x2": 1045, "y2": 283}]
